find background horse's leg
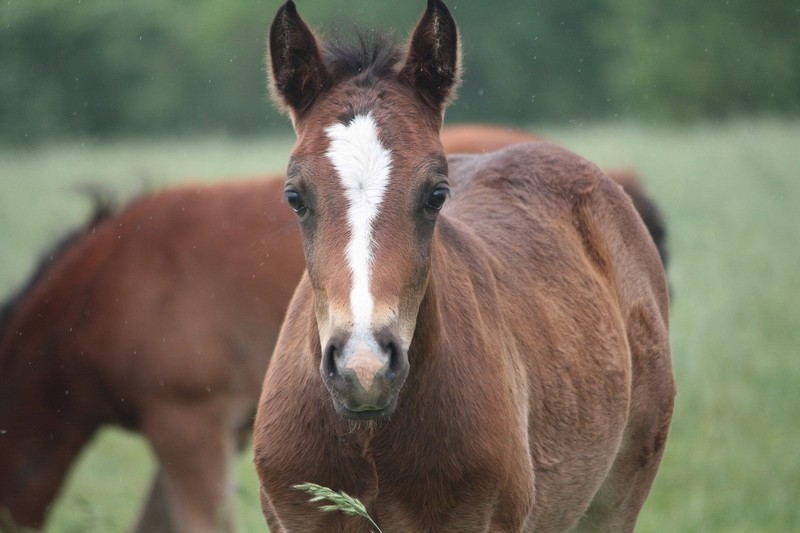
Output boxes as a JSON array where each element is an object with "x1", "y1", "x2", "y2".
[
  {"x1": 133, "y1": 469, "x2": 176, "y2": 533},
  {"x1": 140, "y1": 402, "x2": 238, "y2": 532}
]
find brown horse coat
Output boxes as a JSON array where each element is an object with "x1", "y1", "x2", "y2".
[{"x1": 441, "y1": 123, "x2": 669, "y2": 268}]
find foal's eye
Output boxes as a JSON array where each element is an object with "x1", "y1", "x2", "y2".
[
  {"x1": 426, "y1": 186, "x2": 449, "y2": 212},
  {"x1": 285, "y1": 189, "x2": 307, "y2": 215}
]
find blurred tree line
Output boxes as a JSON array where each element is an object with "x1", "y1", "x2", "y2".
[{"x1": 1, "y1": 0, "x2": 798, "y2": 143}]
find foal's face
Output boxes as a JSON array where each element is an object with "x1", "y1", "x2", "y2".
[
  {"x1": 269, "y1": 0, "x2": 459, "y2": 419},
  {"x1": 288, "y1": 95, "x2": 447, "y2": 419}
]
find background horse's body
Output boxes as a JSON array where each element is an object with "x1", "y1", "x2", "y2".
[
  {"x1": 440, "y1": 123, "x2": 545, "y2": 153},
  {"x1": 0, "y1": 178, "x2": 304, "y2": 531},
  {"x1": 255, "y1": 0, "x2": 674, "y2": 531}
]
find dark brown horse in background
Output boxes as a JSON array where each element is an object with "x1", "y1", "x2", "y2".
[
  {"x1": 255, "y1": 0, "x2": 674, "y2": 531},
  {"x1": 0, "y1": 178, "x2": 305, "y2": 531}
]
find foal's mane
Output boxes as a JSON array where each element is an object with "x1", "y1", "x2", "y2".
[{"x1": 0, "y1": 188, "x2": 117, "y2": 344}]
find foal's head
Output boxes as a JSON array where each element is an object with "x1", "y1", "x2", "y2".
[{"x1": 269, "y1": 0, "x2": 460, "y2": 419}]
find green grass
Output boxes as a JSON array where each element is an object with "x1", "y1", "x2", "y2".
[{"x1": 1, "y1": 118, "x2": 798, "y2": 531}]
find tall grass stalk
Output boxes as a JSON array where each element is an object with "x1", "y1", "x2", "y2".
[{"x1": 293, "y1": 482, "x2": 382, "y2": 533}]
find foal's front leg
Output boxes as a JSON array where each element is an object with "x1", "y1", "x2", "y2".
[{"x1": 447, "y1": 476, "x2": 534, "y2": 532}]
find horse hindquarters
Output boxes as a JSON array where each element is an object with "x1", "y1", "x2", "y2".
[
  {"x1": 573, "y1": 304, "x2": 674, "y2": 532},
  {"x1": 568, "y1": 173, "x2": 675, "y2": 532}
]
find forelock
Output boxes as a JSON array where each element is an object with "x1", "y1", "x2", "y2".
[{"x1": 323, "y1": 28, "x2": 403, "y2": 86}]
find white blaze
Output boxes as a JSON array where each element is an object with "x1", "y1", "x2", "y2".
[{"x1": 325, "y1": 113, "x2": 392, "y2": 335}]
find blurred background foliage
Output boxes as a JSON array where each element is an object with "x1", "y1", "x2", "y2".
[{"x1": 1, "y1": 0, "x2": 799, "y2": 143}]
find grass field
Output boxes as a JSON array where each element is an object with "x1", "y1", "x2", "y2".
[{"x1": 1, "y1": 118, "x2": 798, "y2": 531}]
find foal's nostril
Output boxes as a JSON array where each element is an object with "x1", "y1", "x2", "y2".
[
  {"x1": 383, "y1": 340, "x2": 400, "y2": 380},
  {"x1": 323, "y1": 343, "x2": 339, "y2": 378}
]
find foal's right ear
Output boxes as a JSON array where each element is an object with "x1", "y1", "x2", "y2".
[{"x1": 268, "y1": 1, "x2": 330, "y2": 120}]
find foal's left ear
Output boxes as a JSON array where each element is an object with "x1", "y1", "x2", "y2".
[
  {"x1": 268, "y1": 0, "x2": 330, "y2": 120},
  {"x1": 399, "y1": 0, "x2": 461, "y2": 113}
]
